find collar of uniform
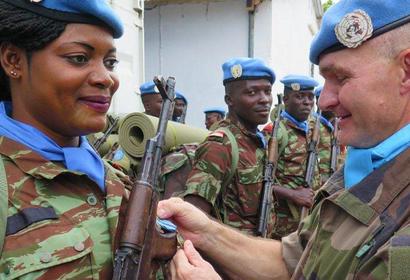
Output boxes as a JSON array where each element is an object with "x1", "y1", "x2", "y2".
[
  {"x1": 313, "y1": 167, "x2": 345, "y2": 208},
  {"x1": 283, "y1": 116, "x2": 310, "y2": 134},
  {"x1": 0, "y1": 136, "x2": 82, "y2": 180},
  {"x1": 224, "y1": 115, "x2": 266, "y2": 147},
  {"x1": 325, "y1": 147, "x2": 410, "y2": 225}
]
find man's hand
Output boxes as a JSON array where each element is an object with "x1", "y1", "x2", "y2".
[
  {"x1": 157, "y1": 198, "x2": 212, "y2": 247},
  {"x1": 170, "y1": 240, "x2": 222, "y2": 280},
  {"x1": 289, "y1": 186, "x2": 314, "y2": 208},
  {"x1": 273, "y1": 185, "x2": 315, "y2": 208}
]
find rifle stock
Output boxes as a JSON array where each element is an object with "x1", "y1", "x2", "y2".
[
  {"x1": 113, "y1": 76, "x2": 177, "y2": 280},
  {"x1": 330, "y1": 118, "x2": 340, "y2": 174},
  {"x1": 301, "y1": 109, "x2": 321, "y2": 219},
  {"x1": 256, "y1": 94, "x2": 283, "y2": 237}
]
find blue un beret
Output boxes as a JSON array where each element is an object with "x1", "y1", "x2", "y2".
[
  {"x1": 222, "y1": 57, "x2": 275, "y2": 86},
  {"x1": 280, "y1": 75, "x2": 319, "y2": 92},
  {"x1": 314, "y1": 85, "x2": 323, "y2": 97},
  {"x1": 175, "y1": 92, "x2": 188, "y2": 105},
  {"x1": 204, "y1": 107, "x2": 226, "y2": 117},
  {"x1": 139, "y1": 81, "x2": 158, "y2": 96},
  {"x1": 310, "y1": 0, "x2": 410, "y2": 65},
  {"x1": 2, "y1": 0, "x2": 124, "y2": 38}
]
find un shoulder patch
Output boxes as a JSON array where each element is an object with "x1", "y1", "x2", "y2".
[
  {"x1": 209, "y1": 131, "x2": 225, "y2": 138},
  {"x1": 208, "y1": 130, "x2": 226, "y2": 143}
]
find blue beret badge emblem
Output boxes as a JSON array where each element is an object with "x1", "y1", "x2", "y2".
[
  {"x1": 291, "y1": 83, "x2": 301, "y2": 91},
  {"x1": 335, "y1": 10, "x2": 373, "y2": 49},
  {"x1": 231, "y1": 64, "x2": 243, "y2": 79}
]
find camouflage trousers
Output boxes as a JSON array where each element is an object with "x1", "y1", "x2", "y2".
[{"x1": 271, "y1": 201, "x2": 300, "y2": 240}]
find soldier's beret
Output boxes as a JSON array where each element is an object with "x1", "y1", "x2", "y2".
[
  {"x1": 204, "y1": 107, "x2": 226, "y2": 117},
  {"x1": 310, "y1": 0, "x2": 410, "y2": 65},
  {"x1": 139, "y1": 81, "x2": 158, "y2": 96},
  {"x1": 222, "y1": 57, "x2": 275, "y2": 86},
  {"x1": 175, "y1": 92, "x2": 188, "y2": 105},
  {"x1": 280, "y1": 75, "x2": 319, "y2": 92},
  {"x1": 2, "y1": 0, "x2": 124, "y2": 38},
  {"x1": 314, "y1": 85, "x2": 323, "y2": 97}
]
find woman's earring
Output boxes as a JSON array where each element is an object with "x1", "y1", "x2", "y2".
[{"x1": 10, "y1": 70, "x2": 17, "y2": 77}]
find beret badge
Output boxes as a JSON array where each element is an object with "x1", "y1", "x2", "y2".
[
  {"x1": 335, "y1": 9, "x2": 373, "y2": 49},
  {"x1": 30, "y1": 0, "x2": 43, "y2": 3},
  {"x1": 231, "y1": 64, "x2": 243, "y2": 79},
  {"x1": 291, "y1": 83, "x2": 301, "y2": 91}
]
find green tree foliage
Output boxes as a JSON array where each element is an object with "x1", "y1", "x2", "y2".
[{"x1": 323, "y1": 0, "x2": 334, "y2": 12}]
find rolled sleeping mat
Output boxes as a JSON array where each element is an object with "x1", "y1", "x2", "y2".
[{"x1": 119, "y1": 112, "x2": 209, "y2": 158}]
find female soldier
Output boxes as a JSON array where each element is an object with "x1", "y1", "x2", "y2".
[{"x1": 0, "y1": 1, "x2": 129, "y2": 278}]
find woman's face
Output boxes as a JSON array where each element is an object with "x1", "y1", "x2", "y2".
[{"x1": 11, "y1": 23, "x2": 119, "y2": 146}]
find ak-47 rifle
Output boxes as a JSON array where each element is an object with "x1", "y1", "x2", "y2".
[
  {"x1": 256, "y1": 94, "x2": 283, "y2": 237},
  {"x1": 93, "y1": 116, "x2": 120, "y2": 151},
  {"x1": 113, "y1": 76, "x2": 177, "y2": 280},
  {"x1": 300, "y1": 109, "x2": 321, "y2": 219},
  {"x1": 330, "y1": 118, "x2": 340, "y2": 174}
]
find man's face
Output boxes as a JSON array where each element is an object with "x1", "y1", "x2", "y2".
[
  {"x1": 173, "y1": 98, "x2": 185, "y2": 118},
  {"x1": 225, "y1": 79, "x2": 272, "y2": 130},
  {"x1": 205, "y1": 112, "x2": 223, "y2": 129},
  {"x1": 318, "y1": 40, "x2": 406, "y2": 148},
  {"x1": 283, "y1": 90, "x2": 315, "y2": 122},
  {"x1": 142, "y1": 93, "x2": 162, "y2": 117}
]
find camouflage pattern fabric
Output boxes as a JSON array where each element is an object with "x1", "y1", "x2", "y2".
[
  {"x1": 264, "y1": 118, "x2": 322, "y2": 239},
  {"x1": 315, "y1": 120, "x2": 333, "y2": 186},
  {"x1": 158, "y1": 144, "x2": 197, "y2": 199},
  {"x1": 282, "y1": 147, "x2": 410, "y2": 280},
  {"x1": 181, "y1": 117, "x2": 275, "y2": 236},
  {"x1": 0, "y1": 136, "x2": 128, "y2": 279}
]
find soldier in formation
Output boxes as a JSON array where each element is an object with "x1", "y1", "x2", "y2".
[
  {"x1": 180, "y1": 57, "x2": 276, "y2": 237},
  {"x1": 203, "y1": 107, "x2": 226, "y2": 130},
  {"x1": 173, "y1": 92, "x2": 188, "y2": 123},
  {"x1": 158, "y1": 0, "x2": 410, "y2": 279},
  {"x1": 263, "y1": 74, "x2": 319, "y2": 239},
  {"x1": 140, "y1": 81, "x2": 163, "y2": 118}
]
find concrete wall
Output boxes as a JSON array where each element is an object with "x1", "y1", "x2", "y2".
[
  {"x1": 144, "y1": 0, "x2": 322, "y2": 127},
  {"x1": 110, "y1": 0, "x2": 145, "y2": 114},
  {"x1": 270, "y1": 0, "x2": 322, "y2": 95}
]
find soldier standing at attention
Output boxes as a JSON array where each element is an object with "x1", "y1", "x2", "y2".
[
  {"x1": 263, "y1": 74, "x2": 318, "y2": 239},
  {"x1": 181, "y1": 57, "x2": 276, "y2": 236},
  {"x1": 173, "y1": 92, "x2": 188, "y2": 123},
  {"x1": 0, "y1": 1, "x2": 130, "y2": 278},
  {"x1": 203, "y1": 107, "x2": 226, "y2": 130},
  {"x1": 157, "y1": 1, "x2": 410, "y2": 279},
  {"x1": 140, "y1": 81, "x2": 163, "y2": 118},
  {"x1": 313, "y1": 85, "x2": 339, "y2": 184}
]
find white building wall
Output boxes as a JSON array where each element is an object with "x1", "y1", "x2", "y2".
[
  {"x1": 110, "y1": 0, "x2": 145, "y2": 114},
  {"x1": 144, "y1": 0, "x2": 321, "y2": 127},
  {"x1": 145, "y1": 0, "x2": 273, "y2": 127},
  {"x1": 270, "y1": 0, "x2": 322, "y2": 95}
]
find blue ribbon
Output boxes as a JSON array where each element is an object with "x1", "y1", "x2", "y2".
[
  {"x1": 281, "y1": 110, "x2": 309, "y2": 134},
  {"x1": 0, "y1": 102, "x2": 106, "y2": 191},
  {"x1": 344, "y1": 124, "x2": 410, "y2": 189}
]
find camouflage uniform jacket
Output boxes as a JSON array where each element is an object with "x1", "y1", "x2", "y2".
[
  {"x1": 0, "y1": 136, "x2": 127, "y2": 279},
  {"x1": 316, "y1": 121, "x2": 333, "y2": 185},
  {"x1": 182, "y1": 117, "x2": 274, "y2": 236},
  {"x1": 264, "y1": 118, "x2": 320, "y2": 239},
  {"x1": 282, "y1": 147, "x2": 410, "y2": 280}
]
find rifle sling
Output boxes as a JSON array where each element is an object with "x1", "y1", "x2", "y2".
[{"x1": 213, "y1": 127, "x2": 239, "y2": 223}]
